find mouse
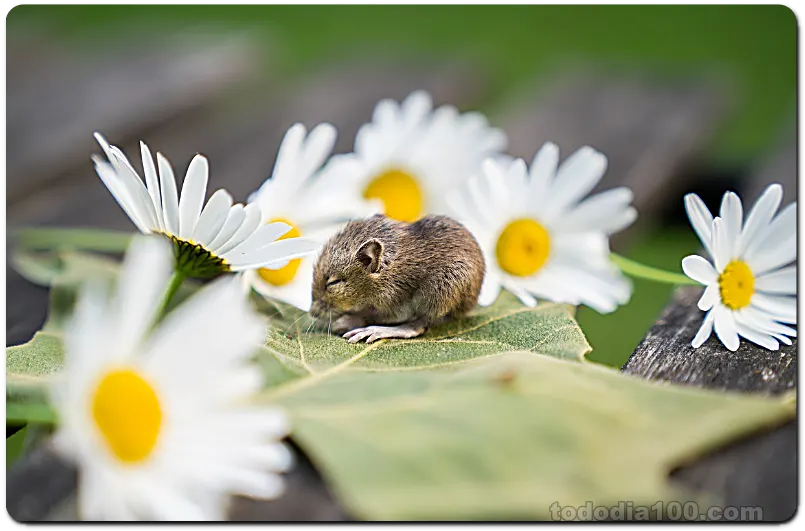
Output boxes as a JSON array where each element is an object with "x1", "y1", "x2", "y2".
[{"x1": 310, "y1": 214, "x2": 485, "y2": 343}]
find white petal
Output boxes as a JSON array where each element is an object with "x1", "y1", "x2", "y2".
[
  {"x1": 158, "y1": 153, "x2": 180, "y2": 236},
  {"x1": 109, "y1": 146, "x2": 158, "y2": 229},
  {"x1": 557, "y1": 187, "x2": 636, "y2": 234},
  {"x1": 751, "y1": 293, "x2": 796, "y2": 323},
  {"x1": 178, "y1": 155, "x2": 209, "y2": 239},
  {"x1": 527, "y1": 142, "x2": 559, "y2": 212},
  {"x1": 227, "y1": 221, "x2": 292, "y2": 255},
  {"x1": 691, "y1": 309, "x2": 715, "y2": 348},
  {"x1": 735, "y1": 306, "x2": 797, "y2": 338},
  {"x1": 226, "y1": 238, "x2": 320, "y2": 269},
  {"x1": 734, "y1": 321, "x2": 779, "y2": 351},
  {"x1": 478, "y1": 269, "x2": 502, "y2": 306},
  {"x1": 206, "y1": 204, "x2": 245, "y2": 252},
  {"x1": 771, "y1": 333, "x2": 793, "y2": 346},
  {"x1": 719, "y1": 191, "x2": 743, "y2": 258},
  {"x1": 145, "y1": 277, "x2": 265, "y2": 373},
  {"x1": 140, "y1": 142, "x2": 164, "y2": 230},
  {"x1": 63, "y1": 278, "x2": 111, "y2": 371},
  {"x1": 745, "y1": 202, "x2": 796, "y2": 260},
  {"x1": 521, "y1": 266, "x2": 582, "y2": 306},
  {"x1": 192, "y1": 189, "x2": 233, "y2": 247},
  {"x1": 108, "y1": 146, "x2": 160, "y2": 229},
  {"x1": 543, "y1": 146, "x2": 607, "y2": 220},
  {"x1": 240, "y1": 444, "x2": 295, "y2": 473},
  {"x1": 684, "y1": 193, "x2": 715, "y2": 257},
  {"x1": 251, "y1": 258, "x2": 315, "y2": 311},
  {"x1": 132, "y1": 479, "x2": 214, "y2": 521},
  {"x1": 710, "y1": 217, "x2": 730, "y2": 271},
  {"x1": 755, "y1": 265, "x2": 796, "y2": 295},
  {"x1": 93, "y1": 159, "x2": 150, "y2": 233},
  {"x1": 504, "y1": 281, "x2": 537, "y2": 307},
  {"x1": 698, "y1": 283, "x2": 720, "y2": 311},
  {"x1": 503, "y1": 158, "x2": 529, "y2": 213},
  {"x1": 713, "y1": 305, "x2": 740, "y2": 351},
  {"x1": 736, "y1": 183, "x2": 782, "y2": 256},
  {"x1": 746, "y1": 236, "x2": 796, "y2": 276},
  {"x1": 113, "y1": 237, "x2": 173, "y2": 355},
  {"x1": 216, "y1": 203, "x2": 263, "y2": 256},
  {"x1": 681, "y1": 255, "x2": 718, "y2": 285},
  {"x1": 299, "y1": 123, "x2": 337, "y2": 181}
]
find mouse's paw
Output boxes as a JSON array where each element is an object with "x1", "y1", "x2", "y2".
[
  {"x1": 330, "y1": 314, "x2": 367, "y2": 335},
  {"x1": 343, "y1": 321, "x2": 426, "y2": 344}
]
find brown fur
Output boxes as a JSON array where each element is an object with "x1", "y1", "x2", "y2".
[{"x1": 310, "y1": 214, "x2": 485, "y2": 333}]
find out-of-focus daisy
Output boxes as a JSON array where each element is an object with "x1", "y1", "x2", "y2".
[
  {"x1": 51, "y1": 237, "x2": 293, "y2": 521},
  {"x1": 682, "y1": 184, "x2": 796, "y2": 351},
  {"x1": 244, "y1": 123, "x2": 377, "y2": 311},
  {"x1": 317, "y1": 90, "x2": 507, "y2": 223},
  {"x1": 93, "y1": 133, "x2": 319, "y2": 278},
  {"x1": 448, "y1": 143, "x2": 636, "y2": 313}
]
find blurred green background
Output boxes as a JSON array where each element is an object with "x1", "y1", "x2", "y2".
[{"x1": 8, "y1": 4, "x2": 796, "y2": 367}]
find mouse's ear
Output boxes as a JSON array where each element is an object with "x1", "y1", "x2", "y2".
[{"x1": 356, "y1": 239, "x2": 383, "y2": 273}]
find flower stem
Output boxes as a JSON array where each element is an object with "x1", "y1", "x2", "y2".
[
  {"x1": 611, "y1": 253, "x2": 699, "y2": 286},
  {"x1": 156, "y1": 270, "x2": 187, "y2": 321}
]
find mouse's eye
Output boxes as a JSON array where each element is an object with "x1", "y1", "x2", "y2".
[{"x1": 326, "y1": 278, "x2": 343, "y2": 288}]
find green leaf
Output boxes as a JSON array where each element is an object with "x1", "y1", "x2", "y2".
[
  {"x1": 6, "y1": 427, "x2": 28, "y2": 468},
  {"x1": 258, "y1": 292, "x2": 590, "y2": 380},
  {"x1": 12, "y1": 248, "x2": 121, "y2": 288},
  {"x1": 7, "y1": 402, "x2": 58, "y2": 425},
  {"x1": 263, "y1": 351, "x2": 795, "y2": 520},
  {"x1": 13, "y1": 227, "x2": 133, "y2": 253}
]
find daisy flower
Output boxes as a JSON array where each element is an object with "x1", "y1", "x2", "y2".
[
  {"x1": 51, "y1": 237, "x2": 293, "y2": 521},
  {"x1": 244, "y1": 123, "x2": 377, "y2": 311},
  {"x1": 93, "y1": 133, "x2": 320, "y2": 278},
  {"x1": 317, "y1": 90, "x2": 507, "y2": 223},
  {"x1": 681, "y1": 184, "x2": 796, "y2": 351},
  {"x1": 448, "y1": 142, "x2": 636, "y2": 313}
]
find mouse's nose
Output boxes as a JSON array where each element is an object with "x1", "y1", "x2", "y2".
[{"x1": 309, "y1": 300, "x2": 324, "y2": 318}]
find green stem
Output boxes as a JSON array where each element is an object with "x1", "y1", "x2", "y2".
[
  {"x1": 6, "y1": 403, "x2": 58, "y2": 426},
  {"x1": 156, "y1": 270, "x2": 187, "y2": 321},
  {"x1": 611, "y1": 253, "x2": 699, "y2": 286}
]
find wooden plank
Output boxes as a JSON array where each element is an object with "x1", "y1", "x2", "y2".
[
  {"x1": 6, "y1": 58, "x2": 486, "y2": 230},
  {"x1": 6, "y1": 29, "x2": 263, "y2": 204},
  {"x1": 496, "y1": 67, "x2": 733, "y2": 241},
  {"x1": 623, "y1": 286, "x2": 796, "y2": 393},
  {"x1": 622, "y1": 121, "x2": 797, "y2": 521}
]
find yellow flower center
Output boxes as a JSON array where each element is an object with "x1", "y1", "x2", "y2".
[
  {"x1": 363, "y1": 169, "x2": 423, "y2": 222},
  {"x1": 91, "y1": 368, "x2": 162, "y2": 464},
  {"x1": 258, "y1": 218, "x2": 302, "y2": 286},
  {"x1": 496, "y1": 218, "x2": 551, "y2": 277},
  {"x1": 718, "y1": 260, "x2": 755, "y2": 310}
]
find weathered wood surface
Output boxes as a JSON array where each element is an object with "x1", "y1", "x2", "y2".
[
  {"x1": 7, "y1": 28, "x2": 761, "y2": 522},
  {"x1": 624, "y1": 287, "x2": 796, "y2": 393},
  {"x1": 622, "y1": 122, "x2": 797, "y2": 521},
  {"x1": 6, "y1": 29, "x2": 264, "y2": 205},
  {"x1": 498, "y1": 67, "x2": 733, "y2": 244}
]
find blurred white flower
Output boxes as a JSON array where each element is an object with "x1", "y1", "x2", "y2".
[
  {"x1": 245, "y1": 123, "x2": 376, "y2": 311},
  {"x1": 448, "y1": 143, "x2": 636, "y2": 313},
  {"x1": 682, "y1": 184, "x2": 796, "y2": 351},
  {"x1": 317, "y1": 90, "x2": 507, "y2": 222},
  {"x1": 51, "y1": 237, "x2": 293, "y2": 521},
  {"x1": 93, "y1": 133, "x2": 319, "y2": 278}
]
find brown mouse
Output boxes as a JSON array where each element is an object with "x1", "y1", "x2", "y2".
[{"x1": 310, "y1": 214, "x2": 485, "y2": 343}]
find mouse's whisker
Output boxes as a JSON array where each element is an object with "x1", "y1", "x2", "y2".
[{"x1": 282, "y1": 313, "x2": 307, "y2": 336}]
